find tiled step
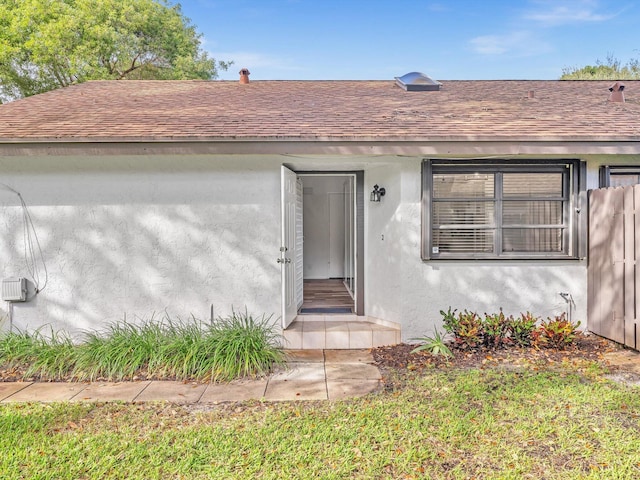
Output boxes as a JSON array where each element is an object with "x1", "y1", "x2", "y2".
[{"x1": 283, "y1": 316, "x2": 401, "y2": 350}]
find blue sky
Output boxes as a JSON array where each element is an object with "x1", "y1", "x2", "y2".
[{"x1": 178, "y1": 0, "x2": 640, "y2": 80}]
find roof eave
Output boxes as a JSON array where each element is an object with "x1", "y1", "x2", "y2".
[
  {"x1": 0, "y1": 137, "x2": 639, "y2": 157},
  {"x1": 1, "y1": 134, "x2": 639, "y2": 143}
]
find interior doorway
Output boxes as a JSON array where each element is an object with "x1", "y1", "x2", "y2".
[{"x1": 298, "y1": 174, "x2": 359, "y2": 315}]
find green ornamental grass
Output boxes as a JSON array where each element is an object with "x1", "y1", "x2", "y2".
[
  {"x1": 0, "y1": 327, "x2": 76, "y2": 380},
  {"x1": 208, "y1": 311, "x2": 284, "y2": 381},
  {"x1": 0, "y1": 310, "x2": 284, "y2": 382}
]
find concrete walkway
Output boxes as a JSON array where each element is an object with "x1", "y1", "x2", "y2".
[
  {"x1": 603, "y1": 348, "x2": 640, "y2": 386},
  {"x1": 0, "y1": 350, "x2": 382, "y2": 404}
]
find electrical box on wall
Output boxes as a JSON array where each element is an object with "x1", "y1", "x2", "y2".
[{"x1": 2, "y1": 278, "x2": 27, "y2": 302}]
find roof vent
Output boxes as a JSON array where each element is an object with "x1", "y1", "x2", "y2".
[
  {"x1": 608, "y1": 81, "x2": 625, "y2": 103},
  {"x1": 395, "y1": 72, "x2": 442, "y2": 91},
  {"x1": 239, "y1": 68, "x2": 250, "y2": 84}
]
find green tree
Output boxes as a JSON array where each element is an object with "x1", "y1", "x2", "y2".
[
  {"x1": 0, "y1": 0, "x2": 231, "y2": 102},
  {"x1": 561, "y1": 54, "x2": 640, "y2": 80}
]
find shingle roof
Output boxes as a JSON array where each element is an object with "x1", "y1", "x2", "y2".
[{"x1": 0, "y1": 79, "x2": 639, "y2": 143}]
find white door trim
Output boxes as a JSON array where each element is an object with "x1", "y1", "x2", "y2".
[{"x1": 295, "y1": 172, "x2": 361, "y2": 315}]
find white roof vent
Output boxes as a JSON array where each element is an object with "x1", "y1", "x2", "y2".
[{"x1": 395, "y1": 72, "x2": 442, "y2": 91}]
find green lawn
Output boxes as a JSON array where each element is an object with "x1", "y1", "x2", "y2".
[{"x1": 1, "y1": 368, "x2": 639, "y2": 479}]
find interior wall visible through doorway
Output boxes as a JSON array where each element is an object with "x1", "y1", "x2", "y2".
[{"x1": 301, "y1": 175, "x2": 350, "y2": 280}]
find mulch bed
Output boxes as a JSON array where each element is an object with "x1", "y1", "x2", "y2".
[{"x1": 371, "y1": 333, "x2": 624, "y2": 389}]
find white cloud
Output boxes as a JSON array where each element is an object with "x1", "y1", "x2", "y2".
[
  {"x1": 523, "y1": 1, "x2": 617, "y2": 26},
  {"x1": 470, "y1": 31, "x2": 551, "y2": 57}
]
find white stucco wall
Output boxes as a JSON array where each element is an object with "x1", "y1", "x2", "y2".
[
  {"x1": 0, "y1": 155, "x2": 282, "y2": 336},
  {"x1": 365, "y1": 157, "x2": 593, "y2": 341},
  {"x1": 0, "y1": 151, "x2": 636, "y2": 342}
]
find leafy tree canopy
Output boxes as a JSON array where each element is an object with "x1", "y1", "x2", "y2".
[
  {"x1": 0, "y1": 0, "x2": 231, "y2": 102},
  {"x1": 561, "y1": 54, "x2": 640, "y2": 80}
]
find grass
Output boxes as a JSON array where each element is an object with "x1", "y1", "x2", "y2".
[
  {"x1": 0, "y1": 327, "x2": 76, "y2": 379},
  {"x1": 0, "y1": 311, "x2": 284, "y2": 382},
  {"x1": 1, "y1": 367, "x2": 639, "y2": 479},
  {"x1": 207, "y1": 310, "x2": 285, "y2": 381}
]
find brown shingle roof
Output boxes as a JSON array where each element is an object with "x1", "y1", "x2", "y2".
[{"x1": 0, "y1": 79, "x2": 639, "y2": 142}]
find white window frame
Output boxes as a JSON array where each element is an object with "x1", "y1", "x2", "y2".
[{"x1": 421, "y1": 159, "x2": 586, "y2": 260}]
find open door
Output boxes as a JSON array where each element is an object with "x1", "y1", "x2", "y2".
[{"x1": 280, "y1": 166, "x2": 302, "y2": 328}]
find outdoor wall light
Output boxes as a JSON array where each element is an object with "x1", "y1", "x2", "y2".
[{"x1": 370, "y1": 184, "x2": 386, "y2": 202}]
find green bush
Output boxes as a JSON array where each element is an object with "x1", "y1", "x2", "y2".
[
  {"x1": 483, "y1": 310, "x2": 510, "y2": 348},
  {"x1": 0, "y1": 327, "x2": 76, "y2": 380},
  {"x1": 533, "y1": 313, "x2": 581, "y2": 350},
  {"x1": 436, "y1": 308, "x2": 581, "y2": 352},
  {"x1": 74, "y1": 319, "x2": 169, "y2": 381},
  {"x1": 207, "y1": 310, "x2": 285, "y2": 382},
  {"x1": 0, "y1": 310, "x2": 284, "y2": 382},
  {"x1": 507, "y1": 312, "x2": 538, "y2": 347},
  {"x1": 155, "y1": 319, "x2": 219, "y2": 380},
  {"x1": 440, "y1": 308, "x2": 483, "y2": 349},
  {"x1": 0, "y1": 329, "x2": 38, "y2": 365},
  {"x1": 410, "y1": 328, "x2": 453, "y2": 358}
]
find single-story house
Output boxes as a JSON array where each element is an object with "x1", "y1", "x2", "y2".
[{"x1": 0, "y1": 72, "x2": 639, "y2": 349}]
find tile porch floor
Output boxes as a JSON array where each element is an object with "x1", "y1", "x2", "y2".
[
  {"x1": 283, "y1": 316, "x2": 401, "y2": 350},
  {"x1": 287, "y1": 279, "x2": 401, "y2": 349}
]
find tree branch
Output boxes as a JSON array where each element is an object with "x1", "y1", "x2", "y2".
[{"x1": 117, "y1": 53, "x2": 144, "y2": 79}]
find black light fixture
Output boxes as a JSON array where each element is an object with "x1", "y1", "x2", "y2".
[{"x1": 370, "y1": 184, "x2": 386, "y2": 202}]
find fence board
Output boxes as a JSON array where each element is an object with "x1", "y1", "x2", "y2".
[
  {"x1": 588, "y1": 189, "x2": 606, "y2": 337},
  {"x1": 588, "y1": 185, "x2": 639, "y2": 350},
  {"x1": 628, "y1": 185, "x2": 640, "y2": 349},
  {"x1": 623, "y1": 186, "x2": 636, "y2": 347},
  {"x1": 611, "y1": 189, "x2": 625, "y2": 343}
]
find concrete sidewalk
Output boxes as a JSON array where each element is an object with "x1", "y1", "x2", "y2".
[{"x1": 0, "y1": 349, "x2": 382, "y2": 404}]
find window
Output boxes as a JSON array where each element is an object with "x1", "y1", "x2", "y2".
[
  {"x1": 599, "y1": 166, "x2": 640, "y2": 188},
  {"x1": 422, "y1": 160, "x2": 585, "y2": 260}
]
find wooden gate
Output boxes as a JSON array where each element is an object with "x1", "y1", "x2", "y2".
[{"x1": 588, "y1": 185, "x2": 639, "y2": 350}]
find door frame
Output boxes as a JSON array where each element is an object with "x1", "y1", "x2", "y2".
[{"x1": 292, "y1": 170, "x2": 365, "y2": 316}]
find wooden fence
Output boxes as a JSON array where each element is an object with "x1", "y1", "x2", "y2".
[{"x1": 588, "y1": 185, "x2": 639, "y2": 350}]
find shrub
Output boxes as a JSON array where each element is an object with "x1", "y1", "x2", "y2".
[
  {"x1": 207, "y1": 310, "x2": 285, "y2": 382},
  {"x1": 74, "y1": 319, "x2": 168, "y2": 381},
  {"x1": 483, "y1": 310, "x2": 511, "y2": 348},
  {"x1": 156, "y1": 318, "x2": 219, "y2": 380},
  {"x1": 0, "y1": 328, "x2": 76, "y2": 380},
  {"x1": 508, "y1": 312, "x2": 538, "y2": 347},
  {"x1": 26, "y1": 330, "x2": 76, "y2": 380},
  {"x1": 533, "y1": 313, "x2": 581, "y2": 350},
  {"x1": 411, "y1": 329, "x2": 453, "y2": 358},
  {"x1": 437, "y1": 307, "x2": 580, "y2": 352},
  {"x1": 440, "y1": 307, "x2": 458, "y2": 334},
  {"x1": 441, "y1": 308, "x2": 483, "y2": 349},
  {"x1": 0, "y1": 310, "x2": 284, "y2": 382},
  {"x1": 0, "y1": 329, "x2": 38, "y2": 365}
]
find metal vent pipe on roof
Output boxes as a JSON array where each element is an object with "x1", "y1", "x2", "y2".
[
  {"x1": 608, "y1": 81, "x2": 625, "y2": 103},
  {"x1": 239, "y1": 68, "x2": 250, "y2": 84}
]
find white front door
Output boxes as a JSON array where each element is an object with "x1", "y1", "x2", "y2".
[{"x1": 281, "y1": 166, "x2": 299, "y2": 328}]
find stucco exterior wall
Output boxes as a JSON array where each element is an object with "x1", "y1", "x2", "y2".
[
  {"x1": 365, "y1": 158, "x2": 591, "y2": 341},
  {"x1": 0, "y1": 155, "x2": 282, "y2": 336},
  {"x1": 0, "y1": 152, "x2": 635, "y2": 342}
]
